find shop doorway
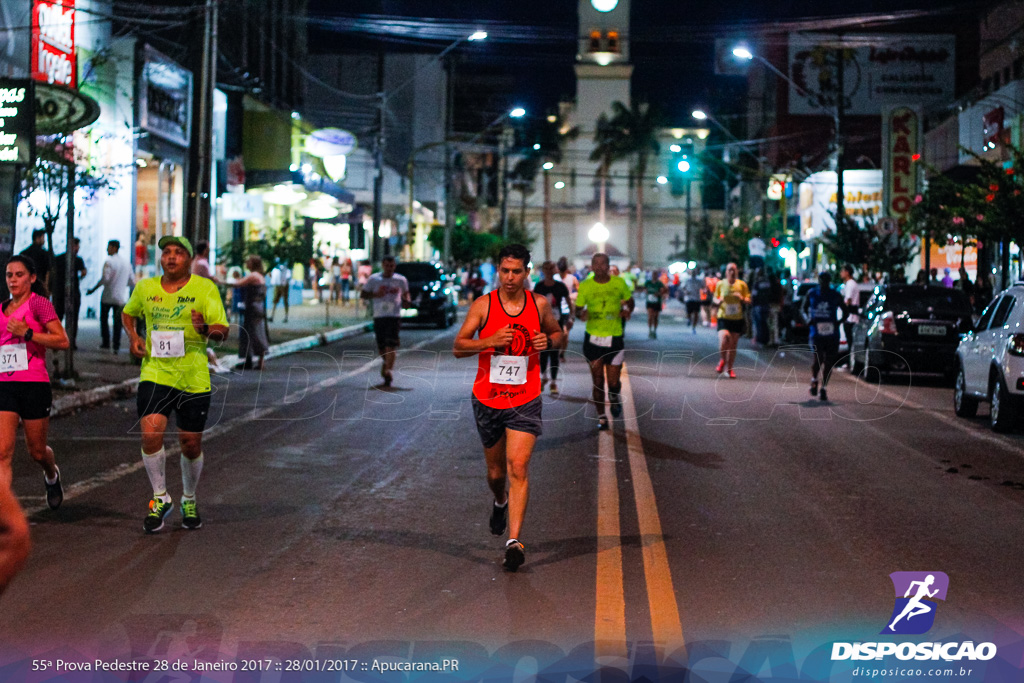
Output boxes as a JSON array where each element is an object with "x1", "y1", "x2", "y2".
[{"x1": 135, "y1": 157, "x2": 184, "y2": 277}]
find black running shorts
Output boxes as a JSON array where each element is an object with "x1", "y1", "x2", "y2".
[
  {"x1": 0, "y1": 381, "x2": 52, "y2": 420},
  {"x1": 582, "y1": 332, "x2": 625, "y2": 365},
  {"x1": 373, "y1": 317, "x2": 401, "y2": 349},
  {"x1": 472, "y1": 395, "x2": 543, "y2": 448},
  {"x1": 137, "y1": 381, "x2": 212, "y2": 433},
  {"x1": 717, "y1": 318, "x2": 746, "y2": 335}
]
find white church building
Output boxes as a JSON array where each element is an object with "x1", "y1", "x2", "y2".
[{"x1": 524, "y1": 0, "x2": 713, "y2": 268}]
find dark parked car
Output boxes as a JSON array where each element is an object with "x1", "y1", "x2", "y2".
[
  {"x1": 394, "y1": 261, "x2": 459, "y2": 328},
  {"x1": 850, "y1": 284, "x2": 974, "y2": 379}
]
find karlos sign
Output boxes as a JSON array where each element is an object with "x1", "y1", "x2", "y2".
[
  {"x1": 887, "y1": 107, "x2": 918, "y2": 224},
  {"x1": 0, "y1": 80, "x2": 35, "y2": 165},
  {"x1": 31, "y1": 0, "x2": 76, "y2": 88}
]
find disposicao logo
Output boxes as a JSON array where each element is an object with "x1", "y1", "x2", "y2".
[
  {"x1": 831, "y1": 572, "x2": 998, "y2": 663},
  {"x1": 882, "y1": 571, "x2": 948, "y2": 635}
]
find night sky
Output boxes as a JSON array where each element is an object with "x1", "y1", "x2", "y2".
[{"x1": 307, "y1": 0, "x2": 990, "y2": 130}]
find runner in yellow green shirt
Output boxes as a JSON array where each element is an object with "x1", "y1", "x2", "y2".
[
  {"x1": 122, "y1": 236, "x2": 229, "y2": 533},
  {"x1": 575, "y1": 253, "x2": 634, "y2": 431},
  {"x1": 712, "y1": 262, "x2": 750, "y2": 378}
]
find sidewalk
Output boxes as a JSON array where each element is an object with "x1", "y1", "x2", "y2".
[{"x1": 50, "y1": 293, "x2": 371, "y2": 401}]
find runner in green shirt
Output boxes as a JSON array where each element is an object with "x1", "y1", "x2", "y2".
[
  {"x1": 575, "y1": 253, "x2": 634, "y2": 431},
  {"x1": 122, "y1": 236, "x2": 229, "y2": 533}
]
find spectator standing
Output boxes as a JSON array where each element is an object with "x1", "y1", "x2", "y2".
[
  {"x1": 86, "y1": 240, "x2": 134, "y2": 353},
  {"x1": 748, "y1": 233, "x2": 767, "y2": 270},
  {"x1": 52, "y1": 238, "x2": 86, "y2": 350},
  {"x1": 840, "y1": 265, "x2": 860, "y2": 369},
  {"x1": 751, "y1": 270, "x2": 771, "y2": 347},
  {"x1": 941, "y1": 267, "x2": 955, "y2": 288},
  {"x1": 234, "y1": 256, "x2": 269, "y2": 370},
  {"x1": 768, "y1": 271, "x2": 784, "y2": 346},
  {"x1": 269, "y1": 263, "x2": 291, "y2": 323},
  {"x1": 20, "y1": 229, "x2": 51, "y2": 292},
  {"x1": 340, "y1": 259, "x2": 353, "y2": 303}
]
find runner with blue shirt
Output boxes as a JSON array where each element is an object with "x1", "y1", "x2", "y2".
[{"x1": 802, "y1": 271, "x2": 849, "y2": 402}]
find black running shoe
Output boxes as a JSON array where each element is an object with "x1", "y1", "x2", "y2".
[
  {"x1": 597, "y1": 416, "x2": 610, "y2": 431},
  {"x1": 809, "y1": 380, "x2": 819, "y2": 397},
  {"x1": 181, "y1": 498, "x2": 203, "y2": 530},
  {"x1": 609, "y1": 396, "x2": 622, "y2": 418},
  {"x1": 489, "y1": 501, "x2": 507, "y2": 536},
  {"x1": 144, "y1": 498, "x2": 173, "y2": 533},
  {"x1": 45, "y1": 467, "x2": 63, "y2": 510},
  {"x1": 503, "y1": 539, "x2": 525, "y2": 571},
  {"x1": 820, "y1": 388, "x2": 828, "y2": 402}
]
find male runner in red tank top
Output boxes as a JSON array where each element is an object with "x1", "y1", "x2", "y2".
[{"x1": 454, "y1": 244, "x2": 562, "y2": 571}]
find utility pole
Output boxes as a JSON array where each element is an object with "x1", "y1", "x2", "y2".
[
  {"x1": 543, "y1": 167, "x2": 552, "y2": 260},
  {"x1": 189, "y1": 0, "x2": 217, "y2": 244},
  {"x1": 372, "y1": 53, "x2": 385, "y2": 265},
  {"x1": 685, "y1": 178, "x2": 692, "y2": 257},
  {"x1": 834, "y1": 42, "x2": 846, "y2": 228},
  {"x1": 443, "y1": 58, "x2": 454, "y2": 266},
  {"x1": 62, "y1": 164, "x2": 75, "y2": 379}
]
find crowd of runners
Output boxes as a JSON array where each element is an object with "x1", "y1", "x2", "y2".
[{"x1": 0, "y1": 239, "x2": 852, "y2": 583}]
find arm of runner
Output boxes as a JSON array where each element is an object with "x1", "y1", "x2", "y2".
[
  {"x1": 454, "y1": 297, "x2": 512, "y2": 357},
  {"x1": 191, "y1": 309, "x2": 229, "y2": 342},
  {"x1": 122, "y1": 311, "x2": 147, "y2": 358},
  {"x1": 402, "y1": 278, "x2": 411, "y2": 306},
  {"x1": 620, "y1": 281, "x2": 636, "y2": 319},
  {"x1": 0, "y1": 483, "x2": 30, "y2": 595},
  {"x1": 531, "y1": 297, "x2": 562, "y2": 351}
]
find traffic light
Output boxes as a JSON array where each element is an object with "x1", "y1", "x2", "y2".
[{"x1": 669, "y1": 140, "x2": 695, "y2": 197}]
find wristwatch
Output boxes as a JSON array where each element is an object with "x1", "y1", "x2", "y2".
[{"x1": 24, "y1": 328, "x2": 33, "y2": 342}]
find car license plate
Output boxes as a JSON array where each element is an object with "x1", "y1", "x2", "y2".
[
  {"x1": 400, "y1": 308, "x2": 418, "y2": 318},
  {"x1": 918, "y1": 324, "x2": 946, "y2": 336}
]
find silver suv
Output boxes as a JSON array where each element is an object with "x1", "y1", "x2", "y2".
[{"x1": 954, "y1": 283, "x2": 1024, "y2": 432}]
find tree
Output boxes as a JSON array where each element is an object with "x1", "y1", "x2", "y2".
[
  {"x1": 606, "y1": 101, "x2": 661, "y2": 269},
  {"x1": 20, "y1": 136, "x2": 117, "y2": 271},
  {"x1": 590, "y1": 112, "x2": 622, "y2": 227},
  {"x1": 820, "y1": 213, "x2": 918, "y2": 277}
]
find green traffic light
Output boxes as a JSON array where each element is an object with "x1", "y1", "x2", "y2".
[{"x1": 677, "y1": 159, "x2": 691, "y2": 173}]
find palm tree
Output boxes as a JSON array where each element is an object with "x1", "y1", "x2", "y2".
[
  {"x1": 590, "y1": 112, "x2": 621, "y2": 227},
  {"x1": 606, "y1": 101, "x2": 661, "y2": 269}
]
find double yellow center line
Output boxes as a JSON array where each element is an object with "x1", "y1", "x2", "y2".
[{"x1": 595, "y1": 365, "x2": 685, "y2": 663}]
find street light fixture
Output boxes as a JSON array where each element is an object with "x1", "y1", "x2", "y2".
[
  {"x1": 657, "y1": 176, "x2": 668, "y2": 185},
  {"x1": 510, "y1": 107, "x2": 526, "y2": 118},
  {"x1": 691, "y1": 110, "x2": 708, "y2": 121},
  {"x1": 469, "y1": 31, "x2": 488, "y2": 41},
  {"x1": 542, "y1": 161, "x2": 554, "y2": 170},
  {"x1": 589, "y1": 221, "x2": 610, "y2": 252}
]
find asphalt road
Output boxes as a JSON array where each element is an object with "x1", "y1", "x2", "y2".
[{"x1": 2, "y1": 307, "x2": 1023, "y2": 682}]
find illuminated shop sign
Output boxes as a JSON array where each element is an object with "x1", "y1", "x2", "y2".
[
  {"x1": 31, "y1": 0, "x2": 76, "y2": 88},
  {"x1": 0, "y1": 80, "x2": 35, "y2": 164},
  {"x1": 139, "y1": 45, "x2": 193, "y2": 148}
]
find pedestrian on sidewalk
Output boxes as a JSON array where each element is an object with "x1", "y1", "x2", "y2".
[
  {"x1": 454, "y1": 244, "x2": 562, "y2": 572},
  {"x1": 340, "y1": 259, "x2": 353, "y2": 303},
  {"x1": 52, "y1": 238, "x2": 86, "y2": 351},
  {"x1": 19, "y1": 230, "x2": 51, "y2": 293},
  {"x1": 87, "y1": 240, "x2": 134, "y2": 354},
  {"x1": 234, "y1": 255, "x2": 269, "y2": 371},
  {"x1": 122, "y1": 235, "x2": 229, "y2": 533},
  {"x1": 269, "y1": 262, "x2": 291, "y2": 323},
  {"x1": 361, "y1": 255, "x2": 410, "y2": 387},
  {"x1": 0, "y1": 255, "x2": 69, "y2": 510}
]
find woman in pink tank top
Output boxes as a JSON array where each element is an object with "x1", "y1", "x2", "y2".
[{"x1": 0, "y1": 255, "x2": 70, "y2": 511}]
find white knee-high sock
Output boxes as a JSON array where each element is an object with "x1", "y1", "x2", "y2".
[
  {"x1": 142, "y1": 448, "x2": 168, "y2": 501},
  {"x1": 181, "y1": 453, "x2": 204, "y2": 499}
]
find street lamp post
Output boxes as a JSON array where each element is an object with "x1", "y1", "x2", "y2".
[
  {"x1": 542, "y1": 161, "x2": 554, "y2": 260},
  {"x1": 733, "y1": 44, "x2": 846, "y2": 230},
  {"x1": 498, "y1": 107, "x2": 526, "y2": 240}
]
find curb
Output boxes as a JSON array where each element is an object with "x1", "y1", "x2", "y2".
[{"x1": 50, "y1": 319, "x2": 373, "y2": 418}]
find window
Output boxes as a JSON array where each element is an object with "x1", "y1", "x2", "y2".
[
  {"x1": 990, "y1": 296, "x2": 1016, "y2": 329},
  {"x1": 607, "y1": 30, "x2": 620, "y2": 53},
  {"x1": 976, "y1": 297, "x2": 1001, "y2": 331},
  {"x1": 588, "y1": 30, "x2": 601, "y2": 52}
]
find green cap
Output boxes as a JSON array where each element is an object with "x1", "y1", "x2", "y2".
[{"x1": 158, "y1": 235, "x2": 194, "y2": 257}]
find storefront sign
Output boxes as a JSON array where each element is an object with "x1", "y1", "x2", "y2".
[
  {"x1": 34, "y1": 82, "x2": 99, "y2": 134},
  {"x1": 766, "y1": 174, "x2": 792, "y2": 200},
  {"x1": 789, "y1": 34, "x2": 955, "y2": 116},
  {"x1": 220, "y1": 192, "x2": 264, "y2": 221},
  {"x1": 139, "y1": 45, "x2": 192, "y2": 148},
  {"x1": 0, "y1": 80, "x2": 34, "y2": 164},
  {"x1": 884, "y1": 106, "x2": 919, "y2": 225},
  {"x1": 930, "y1": 243, "x2": 977, "y2": 281},
  {"x1": 31, "y1": 0, "x2": 76, "y2": 88},
  {"x1": 799, "y1": 169, "x2": 883, "y2": 239}
]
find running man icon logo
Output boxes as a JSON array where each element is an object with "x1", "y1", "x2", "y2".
[{"x1": 881, "y1": 571, "x2": 950, "y2": 635}]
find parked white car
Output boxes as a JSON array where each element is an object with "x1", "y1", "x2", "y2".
[{"x1": 954, "y1": 283, "x2": 1024, "y2": 432}]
